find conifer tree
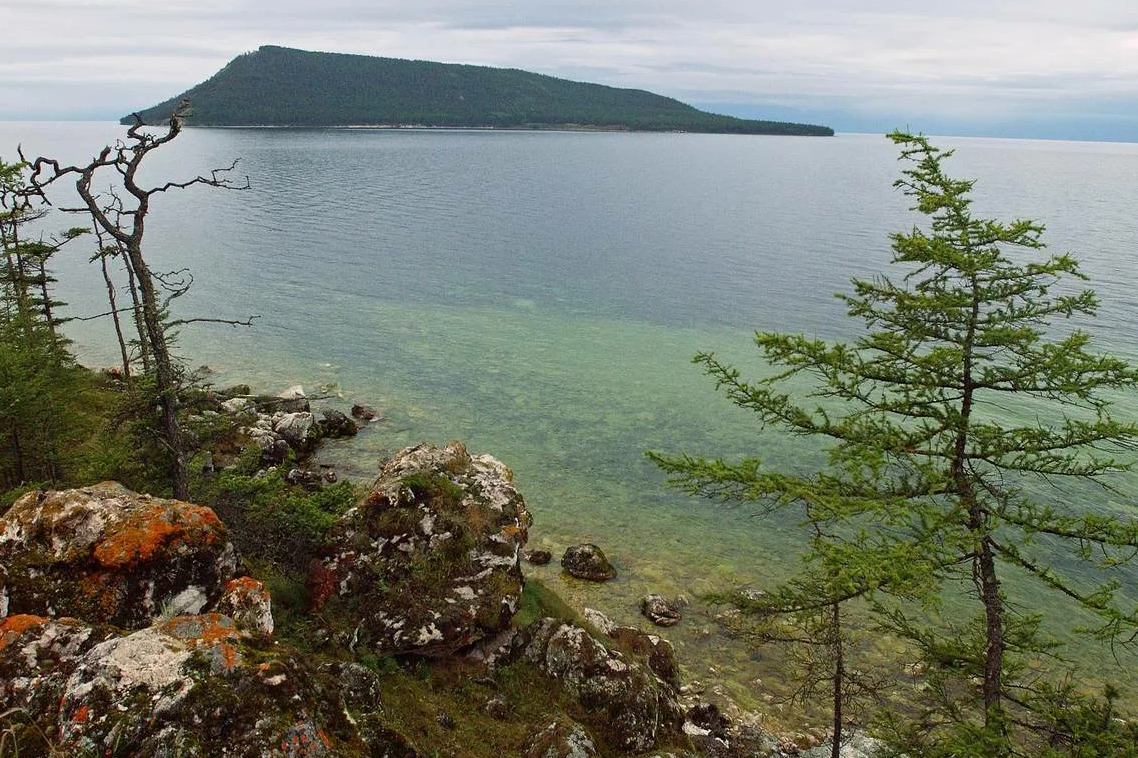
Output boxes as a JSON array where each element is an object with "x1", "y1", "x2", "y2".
[{"x1": 650, "y1": 132, "x2": 1138, "y2": 755}]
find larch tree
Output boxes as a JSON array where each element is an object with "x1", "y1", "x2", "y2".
[
  {"x1": 650, "y1": 132, "x2": 1138, "y2": 756},
  {"x1": 27, "y1": 101, "x2": 249, "y2": 499}
]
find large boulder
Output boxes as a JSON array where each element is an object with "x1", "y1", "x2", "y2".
[
  {"x1": 310, "y1": 441, "x2": 532, "y2": 656},
  {"x1": 511, "y1": 618, "x2": 683, "y2": 753},
  {"x1": 0, "y1": 482, "x2": 236, "y2": 629},
  {"x1": 0, "y1": 614, "x2": 372, "y2": 758}
]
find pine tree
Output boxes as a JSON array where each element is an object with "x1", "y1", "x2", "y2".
[{"x1": 650, "y1": 132, "x2": 1138, "y2": 755}]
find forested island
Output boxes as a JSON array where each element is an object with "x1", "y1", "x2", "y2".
[{"x1": 123, "y1": 44, "x2": 834, "y2": 135}]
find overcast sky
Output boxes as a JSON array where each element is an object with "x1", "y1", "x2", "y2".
[{"x1": 3, "y1": 0, "x2": 1137, "y2": 139}]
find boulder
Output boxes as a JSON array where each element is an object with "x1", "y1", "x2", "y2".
[
  {"x1": 641, "y1": 594, "x2": 682, "y2": 627},
  {"x1": 220, "y1": 396, "x2": 255, "y2": 414},
  {"x1": 310, "y1": 441, "x2": 532, "y2": 656},
  {"x1": 610, "y1": 625, "x2": 681, "y2": 690},
  {"x1": 275, "y1": 384, "x2": 311, "y2": 413},
  {"x1": 215, "y1": 576, "x2": 275, "y2": 636},
  {"x1": 512, "y1": 618, "x2": 682, "y2": 753},
  {"x1": 0, "y1": 614, "x2": 374, "y2": 758},
  {"x1": 560, "y1": 544, "x2": 616, "y2": 581},
  {"x1": 318, "y1": 408, "x2": 358, "y2": 438},
  {"x1": 522, "y1": 721, "x2": 598, "y2": 758},
  {"x1": 273, "y1": 411, "x2": 317, "y2": 450},
  {"x1": 0, "y1": 482, "x2": 236, "y2": 629}
]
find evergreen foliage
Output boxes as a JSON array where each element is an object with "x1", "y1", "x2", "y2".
[
  {"x1": 126, "y1": 45, "x2": 834, "y2": 135},
  {"x1": 0, "y1": 160, "x2": 93, "y2": 492},
  {"x1": 650, "y1": 132, "x2": 1138, "y2": 755}
]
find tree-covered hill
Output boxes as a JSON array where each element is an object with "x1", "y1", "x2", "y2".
[{"x1": 124, "y1": 45, "x2": 834, "y2": 135}]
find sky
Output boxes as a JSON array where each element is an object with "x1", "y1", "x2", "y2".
[{"x1": 2, "y1": 0, "x2": 1137, "y2": 140}]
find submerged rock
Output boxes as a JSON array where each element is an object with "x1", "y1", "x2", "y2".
[
  {"x1": 0, "y1": 482, "x2": 236, "y2": 629},
  {"x1": 641, "y1": 594, "x2": 683, "y2": 627},
  {"x1": 318, "y1": 408, "x2": 358, "y2": 438},
  {"x1": 560, "y1": 543, "x2": 616, "y2": 582},
  {"x1": 311, "y1": 441, "x2": 532, "y2": 656},
  {"x1": 525, "y1": 548, "x2": 553, "y2": 565},
  {"x1": 351, "y1": 403, "x2": 379, "y2": 421}
]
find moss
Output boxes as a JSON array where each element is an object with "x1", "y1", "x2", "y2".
[{"x1": 514, "y1": 578, "x2": 583, "y2": 629}]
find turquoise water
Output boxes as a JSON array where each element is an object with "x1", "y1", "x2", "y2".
[{"x1": 4, "y1": 123, "x2": 1138, "y2": 713}]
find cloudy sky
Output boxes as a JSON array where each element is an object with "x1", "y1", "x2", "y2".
[{"x1": 3, "y1": 0, "x2": 1137, "y2": 139}]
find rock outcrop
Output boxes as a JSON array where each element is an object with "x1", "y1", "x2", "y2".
[
  {"x1": 522, "y1": 721, "x2": 599, "y2": 758},
  {"x1": 511, "y1": 617, "x2": 683, "y2": 753},
  {"x1": 0, "y1": 482, "x2": 236, "y2": 629},
  {"x1": 310, "y1": 441, "x2": 532, "y2": 656},
  {"x1": 0, "y1": 614, "x2": 369, "y2": 758}
]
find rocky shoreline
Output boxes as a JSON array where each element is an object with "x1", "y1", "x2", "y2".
[{"x1": 0, "y1": 381, "x2": 880, "y2": 758}]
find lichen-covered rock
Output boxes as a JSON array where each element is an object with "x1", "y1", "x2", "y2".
[
  {"x1": 522, "y1": 721, "x2": 598, "y2": 758},
  {"x1": 560, "y1": 543, "x2": 616, "y2": 581},
  {"x1": 311, "y1": 441, "x2": 531, "y2": 656},
  {"x1": 0, "y1": 613, "x2": 382, "y2": 757},
  {"x1": 609, "y1": 625, "x2": 681, "y2": 690},
  {"x1": 512, "y1": 618, "x2": 682, "y2": 753},
  {"x1": 274, "y1": 411, "x2": 317, "y2": 449},
  {"x1": 216, "y1": 577, "x2": 275, "y2": 636},
  {"x1": 0, "y1": 482, "x2": 236, "y2": 629},
  {"x1": 641, "y1": 594, "x2": 682, "y2": 627}
]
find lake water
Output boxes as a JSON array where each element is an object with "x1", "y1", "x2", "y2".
[{"x1": 4, "y1": 123, "x2": 1138, "y2": 719}]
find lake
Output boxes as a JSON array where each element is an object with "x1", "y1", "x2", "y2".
[{"x1": 4, "y1": 122, "x2": 1138, "y2": 718}]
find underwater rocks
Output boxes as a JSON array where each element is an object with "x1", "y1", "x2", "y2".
[
  {"x1": 0, "y1": 482, "x2": 237, "y2": 629},
  {"x1": 310, "y1": 441, "x2": 532, "y2": 656},
  {"x1": 561, "y1": 543, "x2": 617, "y2": 581},
  {"x1": 511, "y1": 617, "x2": 683, "y2": 753},
  {"x1": 641, "y1": 594, "x2": 683, "y2": 627}
]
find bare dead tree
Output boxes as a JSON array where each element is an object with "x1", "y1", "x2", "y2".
[{"x1": 26, "y1": 100, "x2": 249, "y2": 499}]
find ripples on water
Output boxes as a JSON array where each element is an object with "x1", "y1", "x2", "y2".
[{"x1": 4, "y1": 123, "x2": 1138, "y2": 711}]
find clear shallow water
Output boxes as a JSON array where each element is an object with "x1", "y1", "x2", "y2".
[{"x1": 4, "y1": 123, "x2": 1138, "y2": 714}]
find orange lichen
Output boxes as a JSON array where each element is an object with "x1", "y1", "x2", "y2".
[
  {"x1": 72, "y1": 704, "x2": 90, "y2": 723},
  {"x1": 92, "y1": 503, "x2": 224, "y2": 568},
  {"x1": 162, "y1": 613, "x2": 242, "y2": 672},
  {"x1": 0, "y1": 614, "x2": 47, "y2": 652}
]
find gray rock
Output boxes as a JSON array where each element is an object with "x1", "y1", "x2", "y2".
[
  {"x1": 220, "y1": 396, "x2": 255, "y2": 414},
  {"x1": 641, "y1": 594, "x2": 683, "y2": 627},
  {"x1": 276, "y1": 384, "x2": 311, "y2": 413},
  {"x1": 522, "y1": 721, "x2": 598, "y2": 758},
  {"x1": 0, "y1": 483, "x2": 236, "y2": 630},
  {"x1": 318, "y1": 408, "x2": 358, "y2": 438},
  {"x1": 0, "y1": 614, "x2": 388, "y2": 757},
  {"x1": 561, "y1": 543, "x2": 616, "y2": 581},
  {"x1": 311, "y1": 441, "x2": 532, "y2": 656},
  {"x1": 512, "y1": 618, "x2": 682, "y2": 752},
  {"x1": 273, "y1": 411, "x2": 316, "y2": 450}
]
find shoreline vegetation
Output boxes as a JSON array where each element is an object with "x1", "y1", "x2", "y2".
[
  {"x1": 4, "y1": 109, "x2": 1137, "y2": 756},
  {"x1": 122, "y1": 44, "x2": 835, "y2": 136}
]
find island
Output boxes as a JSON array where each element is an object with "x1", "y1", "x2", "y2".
[{"x1": 123, "y1": 45, "x2": 834, "y2": 135}]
